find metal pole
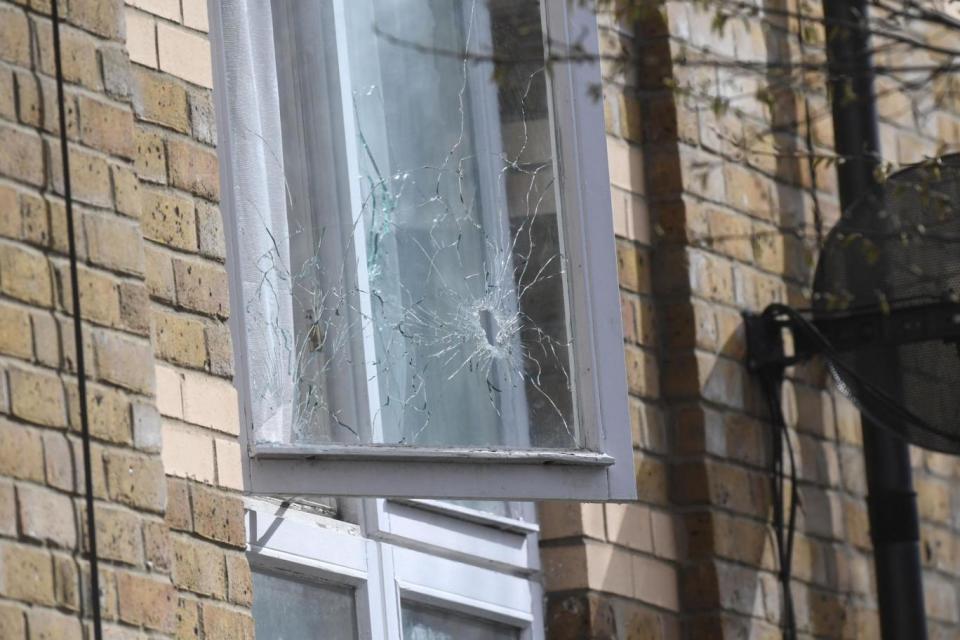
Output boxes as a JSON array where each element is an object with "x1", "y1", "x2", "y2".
[{"x1": 823, "y1": 1, "x2": 927, "y2": 638}]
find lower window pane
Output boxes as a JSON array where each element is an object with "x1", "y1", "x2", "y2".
[
  {"x1": 252, "y1": 570, "x2": 358, "y2": 640},
  {"x1": 402, "y1": 602, "x2": 519, "y2": 640}
]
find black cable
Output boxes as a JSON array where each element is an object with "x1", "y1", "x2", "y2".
[
  {"x1": 51, "y1": 3, "x2": 103, "y2": 638},
  {"x1": 765, "y1": 303, "x2": 960, "y2": 450},
  {"x1": 761, "y1": 372, "x2": 798, "y2": 640}
]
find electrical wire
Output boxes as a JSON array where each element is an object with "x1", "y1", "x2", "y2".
[
  {"x1": 765, "y1": 303, "x2": 960, "y2": 450},
  {"x1": 51, "y1": 2, "x2": 103, "y2": 638},
  {"x1": 760, "y1": 368, "x2": 799, "y2": 640}
]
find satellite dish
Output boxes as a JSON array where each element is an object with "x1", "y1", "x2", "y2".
[{"x1": 808, "y1": 153, "x2": 960, "y2": 453}]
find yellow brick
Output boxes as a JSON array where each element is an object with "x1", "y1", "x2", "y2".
[
  {"x1": 916, "y1": 476, "x2": 951, "y2": 525},
  {"x1": 49, "y1": 145, "x2": 112, "y2": 208},
  {"x1": 616, "y1": 241, "x2": 651, "y2": 294},
  {"x1": 132, "y1": 68, "x2": 190, "y2": 133},
  {"x1": 0, "y1": 5, "x2": 30, "y2": 66},
  {"x1": 127, "y1": 0, "x2": 181, "y2": 21},
  {"x1": 155, "y1": 364, "x2": 183, "y2": 419},
  {"x1": 125, "y1": 8, "x2": 157, "y2": 68},
  {"x1": 85, "y1": 504, "x2": 143, "y2": 565},
  {"x1": 632, "y1": 554, "x2": 679, "y2": 611},
  {"x1": 51, "y1": 554, "x2": 80, "y2": 611},
  {"x1": 0, "y1": 302, "x2": 33, "y2": 359},
  {"x1": 226, "y1": 551, "x2": 252, "y2": 606},
  {"x1": 1, "y1": 542, "x2": 55, "y2": 605},
  {"x1": 181, "y1": 370, "x2": 239, "y2": 435},
  {"x1": 172, "y1": 257, "x2": 229, "y2": 317},
  {"x1": 20, "y1": 192, "x2": 49, "y2": 247},
  {"x1": 56, "y1": 263, "x2": 121, "y2": 327},
  {"x1": 0, "y1": 187, "x2": 19, "y2": 240},
  {"x1": 202, "y1": 601, "x2": 254, "y2": 640},
  {"x1": 0, "y1": 602, "x2": 24, "y2": 637},
  {"x1": 606, "y1": 136, "x2": 645, "y2": 193},
  {"x1": 0, "y1": 418, "x2": 45, "y2": 482},
  {"x1": 161, "y1": 420, "x2": 215, "y2": 483},
  {"x1": 154, "y1": 310, "x2": 207, "y2": 368},
  {"x1": 78, "y1": 95, "x2": 136, "y2": 158},
  {"x1": 157, "y1": 22, "x2": 213, "y2": 88},
  {"x1": 171, "y1": 534, "x2": 226, "y2": 598},
  {"x1": 116, "y1": 570, "x2": 176, "y2": 633},
  {"x1": 83, "y1": 212, "x2": 145, "y2": 276},
  {"x1": 141, "y1": 188, "x2": 196, "y2": 250},
  {"x1": 143, "y1": 521, "x2": 171, "y2": 571},
  {"x1": 191, "y1": 485, "x2": 245, "y2": 546},
  {"x1": 165, "y1": 477, "x2": 193, "y2": 531},
  {"x1": 42, "y1": 431, "x2": 73, "y2": 493},
  {"x1": 723, "y1": 163, "x2": 774, "y2": 220},
  {"x1": 119, "y1": 281, "x2": 151, "y2": 336},
  {"x1": 182, "y1": 0, "x2": 209, "y2": 31},
  {"x1": 65, "y1": 381, "x2": 132, "y2": 444},
  {"x1": 196, "y1": 201, "x2": 225, "y2": 260},
  {"x1": 0, "y1": 68, "x2": 14, "y2": 121},
  {"x1": 624, "y1": 345, "x2": 659, "y2": 398},
  {"x1": 144, "y1": 244, "x2": 175, "y2": 301},
  {"x1": 0, "y1": 482, "x2": 14, "y2": 538},
  {"x1": 0, "y1": 124, "x2": 44, "y2": 187},
  {"x1": 30, "y1": 312, "x2": 59, "y2": 369},
  {"x1": 26, "y1": 324, "x2": 53, "y2": 383},
  {"x1": 134, "y1": 128, "x2": 166, "y2": 183},
  {"x1": 215, "y1": 438, "x2": 243, "y2": 490},
  {"x1": 17, "y1": 484, "x2": 76, "y2": 549},
  {"x1": 48, "y1": 200, "x2": 86, "y2": 260},
  {"x1": 167, "y1": 138, "x2": 219, "y2": 200},
  {"x1": 177, "y1": 599, "x2": 201, "y2": 639},
  {"x1": 67, "y1": 0, "x2": 123, "y2": 39},
  {"x1": 604, "y1": 503, "x2": 653, "y2": 552},
  {"x1": 93, "y1": 329, "x2": 155, "y2": 394},
  {"x1": 13, "y1": 70, "x2": 41, "y2": 129},
  {"x1": 34, "y1": 21, "x2": 103, "y2": 91},
  {"x1": 112, "y1": 165, "x2": 142, "y2": 218},
  {"x1": 689, "y1": 250, "x2": 734, "y2": 303},
  {"x1": 104, "y1": 450, "x2": 167, "y2": 512},
  {"x1": 9, "y1": 367, "x2": 66, "y2": 428}
]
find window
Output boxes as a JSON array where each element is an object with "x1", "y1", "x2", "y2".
[
  {"x1": 246, "y1": 497, "x2": 544, "y2": 639},
  {"x1": 211, "y1": 0, "x2": 634, "y2": 499}
]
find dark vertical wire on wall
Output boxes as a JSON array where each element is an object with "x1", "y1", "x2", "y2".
[
  {"x1": 51, "y1": 2, "x2": 104, "y2": 639},
  {"x1": 763, "y1": 374, "x2": 798, "y2": 640}
]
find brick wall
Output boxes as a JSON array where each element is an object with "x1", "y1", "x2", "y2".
[
  {"x1": 541, "y1": 3, "x2": 960, "y2": 640},
  {"x1": 5, "y1": 1, "x2": 960, "y2": 639},
  {"x1": 0, "y1": 0, "x2": 252, "y2": 638},
  {"x1": 540, "y1": 8, "x2": 683, "y2": 639}
]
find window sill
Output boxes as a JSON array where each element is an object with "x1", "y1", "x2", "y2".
[{"x1": 252, "y1": 444, "x2": 615, "y2": 466}]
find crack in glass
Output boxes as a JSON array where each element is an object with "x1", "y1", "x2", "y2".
[{"x1": 244, "y1": 0, "x2": 580, "y2": 450}]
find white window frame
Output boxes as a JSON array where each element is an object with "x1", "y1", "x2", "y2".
[
  {"x1": 364, "y1": 498, "x2": 541, "y2": 573},
  {"x1": 246, "y1": 497, "x2": 543, "y2": 639},
  {"x1": 383, "y1": 545, "x2": 541, "y2": 639},
  {"x1": 210, "y1": 0, "x2": 635, "y2": 500},
  {"x1": 246, "y1": 499, "x2": 387, "y2": 638}
]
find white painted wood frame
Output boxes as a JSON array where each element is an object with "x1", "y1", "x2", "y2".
[
  {"x1": 245, "y1": 497, "x2": 543, "y2": 639},
  {"x1": 210, "y1": 0, "x2": 635, "y2": 500}
]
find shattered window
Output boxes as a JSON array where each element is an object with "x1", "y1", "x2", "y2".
[{"x1": 240, "y1": 0, "x2": 580, "y2": 451}]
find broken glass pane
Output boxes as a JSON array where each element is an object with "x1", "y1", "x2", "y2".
[{"x1": 243, "y1": 0, "x2": 580, "y2": 450}]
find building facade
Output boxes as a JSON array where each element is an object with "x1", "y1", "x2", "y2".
[{"x1": 0, "y1": 0, "x2": 958, "y2": 638}]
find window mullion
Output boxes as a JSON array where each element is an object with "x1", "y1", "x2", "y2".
[
  {"x1": 377, "y1": 543, "x2": 405, "y2": 640},
  {"x1": 331, "y1": 0, "x2": 386, "y2": 444}
]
